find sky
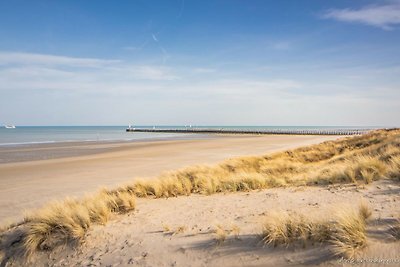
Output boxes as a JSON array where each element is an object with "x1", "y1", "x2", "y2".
[{"x1": 0, "y1": 0, "x2": 399, "y2": 126}]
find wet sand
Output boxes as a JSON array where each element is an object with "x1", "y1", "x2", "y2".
[
  {"x1": 0, "y1": 134, "x2": 211, "y2": 164},
  {"x1": 0, "y1": 134, "x2": 338, "y2": 223}
]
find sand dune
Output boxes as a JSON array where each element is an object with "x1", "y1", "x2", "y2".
[
  {"x1": 1, "y1": 131, "x2": 400, "y2": 266},
  {"x1": 0, "y1": 135, "x2": 336, "y2": 223},
  {"x1": 3, "y1": 180, "x2": 399, "y2": 267}
]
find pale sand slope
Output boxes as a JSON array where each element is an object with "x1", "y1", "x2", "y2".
[
  {"x1": 18, "y1": 179, "x2": 400, "y2": 267},
  {"x1": 0, "y1": 135, "x2": 337, "y2": 223}
]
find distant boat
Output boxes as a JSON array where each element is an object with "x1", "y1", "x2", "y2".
[{"x1": 4, "y1": 125, "x2": 16, "y2": 129}]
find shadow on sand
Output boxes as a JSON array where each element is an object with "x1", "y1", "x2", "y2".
[{"x1": 186, "y1": 234, "x2": 337, "y2": 266}]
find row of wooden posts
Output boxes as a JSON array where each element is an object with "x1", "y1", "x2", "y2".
[{"x1": 126, "y1": 128, "x2": 370, "y2": 136}]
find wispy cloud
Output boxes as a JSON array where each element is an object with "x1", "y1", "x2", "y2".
[
  {"x1": 322, "y1": 3, "x2": 400, "y2": 30},
  {"x1": 0, "y1": 51, "x2": 179, "y2": 92},
  {"x1": 151, "y1": 33, "x2": 159, "y2": 42},
  {"x1": 0, "y1": 52, "x2": 120, "y2": 68}
]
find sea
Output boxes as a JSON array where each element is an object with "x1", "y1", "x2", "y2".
[{"x1": 0, "y1": 126, "x2": 381, "y2": 147}]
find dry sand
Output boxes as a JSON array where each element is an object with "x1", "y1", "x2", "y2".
[
  {"x1": 1, "y1": 134, "x2": 400, "y2": 266},
  {"x1": 0, "y1": 134, "x2": 337, "y2": 223},
  {"x1": 10, "y1": 180, "x2": 400, "y2": 267}
]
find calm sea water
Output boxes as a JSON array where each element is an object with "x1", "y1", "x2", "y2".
[
  {"x1": 0, "y1": 126, "x2": 195, "y2": 146},
  {"x1": 0, "y1": 126, "x2": 379, "y2": 146}
]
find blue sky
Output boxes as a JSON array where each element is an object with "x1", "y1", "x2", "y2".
[{"x1": 0, "y1": 0, "x2": 399, "y2": 126}]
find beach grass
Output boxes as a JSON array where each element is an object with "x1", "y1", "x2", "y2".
[
  {"x1": 3, "y1": 128, "x2": 399, "y2": 256},
  {"x1": 212, "y1": 223, "x2": 241, "y2": 245},
  {"x1": 261, "y1": 211, "x2": 316, "y2": 247},
  {"x1": 358, "y1": 200, "x2": 372, "y2": 221},
  {"x1": 261, "y1": 204, "x2": 368, "y2": 257},
  {"x1": 120, "y1": 129, "x2": 399, "y2": 198},
  {"x1": 23, "y1": 190, "x2": 136, "y2": 255},
  {"x1": 331, "y1": 207, "x2": 367, "y2": 258},
  {"x1": 214, "y1": 224, "x2": 228, "y2": 245}
]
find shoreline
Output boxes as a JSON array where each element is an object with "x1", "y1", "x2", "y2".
[
  {"x1": 0, "y1": 134, "x2": 339, "y2": 223},
  {"x1": 0, "y1": 134, "x2": 215, "y2": 164}
]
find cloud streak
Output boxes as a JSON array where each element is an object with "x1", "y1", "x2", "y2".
[
  {"x1": 151, "y1": 33, "x2": 159, "y2": 42},
  {"x1": 322, "y1": 3, "x2": 400, "y2": 30},
  {"x1": 0, "y1": 52, "x2": 179, "y2": 92},
  {"x1": 0, "y1": 52, "x2": 121, "y2": 68}
]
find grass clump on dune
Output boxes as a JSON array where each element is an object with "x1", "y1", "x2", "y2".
[
  {"x1": 261, "y1": 204, "x2": 369, "y2": 258},
  {"x1": 213, "y1": 224, "x2": 241, "y2": 245},
  {"x1": 261, "y1": 212, "x2": 313, "y2": 247},
  {"x1": 22, "y1": 190, "x2": 136, "y2": 255},
  {"x1": 261, "y1": 212, "x2": 333, "y2": 248},
  {"x1": 331, "y1": 208, "x2": 367, "y2": 258},
  {"x1": 358, "y1": 200, "x2": 372, "y2": 221},
  {"x1": 214, "y1": 224, "x2": 228, "y2": 245}
]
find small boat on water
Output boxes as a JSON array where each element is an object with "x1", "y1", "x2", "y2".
[{"x1": 4, "y1": 125, "x2": 16, "y2": 129}]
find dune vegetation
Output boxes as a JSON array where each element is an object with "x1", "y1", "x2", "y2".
[
  {"x1": 122, "y1": 129, "x2": 400, "y2": 197},
  {"x1": 212, "y1": 223, "x2": 241, "y2": 245},
  {"x1": 1, "y1": 129, "x2": 399, "y2": 258},
  {"x1": 261, "y1": 203, "x2": 369, "y2": 258},
  {"x1": 22, "y1": 189, "x2": 136, "y2": 255}
]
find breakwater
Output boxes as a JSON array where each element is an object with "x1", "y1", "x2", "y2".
[{"x1": 126, "y1": 127, "x2": 371, "y2": 135}]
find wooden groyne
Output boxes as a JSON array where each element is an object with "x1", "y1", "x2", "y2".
[{"x1": 126, "y1": 128, "x2": 371, "y2": 136}]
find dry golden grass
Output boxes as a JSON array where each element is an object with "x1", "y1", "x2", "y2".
[
  {"x1": 331, "y1": 208, "x2": 367, "y2": 258},
  {"x1": 261, "y1": 212, "x2": 322, "y2": 247},
  {"x1": 214, "y1": 225, "x2": 228, "y2": 245},
  {"x1": 358, "y1": 200, "x2": 372, "y2": 221},
  {"x1": 212, "y1": 224, "x2": 241, "y2": 244},
  {"x1": 22, "y1": 190, "x2": 136, "y2": 255},
  {"x1": 261, "y1": 205, "x2": 369, "y2": 258},
  {"x1": 388, "y1": 155, "x2": 400, "y2": 181},
  {"x1": 5, "y1": 129, "x2": 399, "y2": 256},
  {"x1": 120, "y1": 129, "x2": 399, "y2": 199}
]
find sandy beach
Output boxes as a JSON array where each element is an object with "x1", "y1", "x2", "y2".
[
  {"x1": 0, "y1": 134, "x2": 338, "y2": 223},
  {"x1": 2, "y1": 1, "x2": 399, "y2": 266},
  {"x1": 1, "y1": 130, "x2": 400, "y2": 267}
]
